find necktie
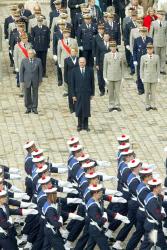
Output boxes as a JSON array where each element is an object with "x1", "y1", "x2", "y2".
[
  {"x1": 82, "y1": 69, "x2": 84, "y2": 76},
  {"x1": 66, "y1": 39, "x2": 68, "y2": 45},
  {"x1": 160, "y1": 21, "x2": 162, "y2": 27},
  {"x1": 150, "y1": 55, "x2": 152, "y2": 59}
]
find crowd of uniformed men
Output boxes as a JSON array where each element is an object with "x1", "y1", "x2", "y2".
[
  {"x1": 0, "y1": 135, "x2": 166, "y2": 249},
  {"x1": 3, "y1": 0, "x2": 167, "y2": 118}
]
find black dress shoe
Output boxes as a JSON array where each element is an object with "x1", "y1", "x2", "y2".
[
  {"x1": 32, "y1": 109, "x2": 38, "y2": 114},
  {"x1": 138, "y1": 91, "x2": 144, "y2": 95},
  {"x1": 43, "y1": 75, "x2": 48, "y2": 78},
  {"x1": 115, "y1": 107, "x2": 122, "y2": 112},
  {"x1": 77, "y1": 126, "x2": 82, "y2": 132},
  {"x1": 58, "y1": 82, "x2": 63, "y2": 86},
  {"x1": 63, "y1": 93, "x2": 68, "y2": 97},
  {"x1": 160, "y1": 71, "x2": 166, "y2": 75},
  {"x1": 25, "y1": 109, "x2": 31, "y2": 114},
  {"x1": 100, "y1": 92, "x2": 105, "y2": 96},
  {"x1": 146, "y1": 107, "x2": 151, "y2": 111},
  {"x1": 17, "y1": 83, "x2": 20, "y2": 88},
  {"x1": 108, "y1": 108, "x2": 114, "y2": 112},
  {"x1": 151, "y1": 107, "x2": 158, "y2": 111},
  {"x1": 130, "y1": 71, "x2": 135, "y2": 75},
  {"x1": 19, "y1": 94, "x2": 24, "y2": 98},
  {"x1": 10, "y1": 63, "x2": 14, "y2": 67},
  {"x1": 84, "y1": 127, "x2": 90, "y2": 132}
]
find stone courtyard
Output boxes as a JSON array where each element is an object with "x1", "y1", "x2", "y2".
[{"x1": 0, "y1": 1, "x2": 167, "y2": 248}]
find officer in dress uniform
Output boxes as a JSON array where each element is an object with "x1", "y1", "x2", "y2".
[
  {"x1": 104, "y1": 12, "x2": 121, "y2": 46},
  {"x1": 77, "y1": 14, "x2": 97, "y2": 67},
  {"x1": 140, "y1": 178, "x2": 167, "y2": 250},
  {"x1": 28, "y1": 9, "x2": 47, "y2": 34},
  {"x1": 4, "y1": 5, "x2": 17, "y2": 42},
  {"x1": 74, "y1": 6, "x2": 90, "y2": 36},
  {"x1": 49, "y1": 0, "x2": 62, "y2": 29},
  {"x1": 96, "y1": 32, "x2": 110, "y2": 96},
  {"x1": 31, "y1": 16, "x2": 50, "y2": 77},
  {"x1": 150, "y1": 10, "x2": 167, "y2": 75},
  {"x1": 103, "y1": 41, "x2": 124, "y2": 112},
  {"x1": 140, "y1": 43, "x2": 160, "y2": 111},
  {"x1": 18, "y1": 3, "x2": 32, "y2": 32},
  {"x1": 92, "y1": 24, "x2": 105, "y2": 62},
  {"x1": 133, "y1": 26, "x2": 153, "y2": 95},
  {"x1": 57, "y1": 28, "x2": 78, "y2": 96},
  {"x1": 64, "y1": 47, "x2": 79, "y2": 113},
  {"x1": 129, "y1": 16, "x2": 143, "y2": 55},
  {"x1": 87, "y1": 0, "x2": 102, "y2": 24},
  {"x1": 126, "y1": 167, "x2": 153, "y2": 250}
]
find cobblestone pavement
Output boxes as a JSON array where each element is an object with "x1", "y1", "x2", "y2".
[{"x1": 0, "y1": 3, "x2": 167, "y2": 249}]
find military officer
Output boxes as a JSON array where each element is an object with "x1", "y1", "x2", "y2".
[
  {"x1": 28, "y1": 9, "x2": 47, "y2": 34},
  {"x1": 103, "y1": 41, "x2": 124, "y2": 112},
  {"x1": 140, "y1": 43, "x2": 160, "y2": 111},
  {"x1": 133, "y1": 26, "x2": 153, "y2": 95},
  {"x1": 96, "y1": 32, "x2": 110, "y2": 96},
  {"x1": 51, "y1": 11, "x2": 71, "y2": 38},
  {"x1": 150, "y1": 10, "x2": 167, "y2": 75},
  {"x1": 125, "y1": 0, "x2": 144, "y2": 17},
  {"x1": 129, "y1": 17, "x2": 143, "y2": 54},
  {"x1": 31, "y1": 16, "x2": 50, "y2": 77},
  {"x1": 4, "y1": 5, "x2": 17, "y2": 41},
  {"x1": 87, "y1": 0, "x2": 102, "y2": 24},
  {"x1": 49, "y1": 0, "x2": 62, "y2": 29},
  {"x1": 57, "y1": 28, "x2": 78, "y2": 96},
  {"x1": 0, "y1": 25, "x2": 2, "y2": 82},
  {"x1": 74, "y1": 6, "x2": 90, "y2": 36},
  {"x1": 77, "y1": 14, "x2": 97, "y2": 67}
]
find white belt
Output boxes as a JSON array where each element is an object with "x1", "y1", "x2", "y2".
[
  {"x1": 122, "y1": 187, "x2": 129, "y2": 192},
  {"x1": 90, "y1": 221, "x2": 102, "y2": 231},
  {"x1": 46, "y1": 222, "x2": 56, "y2": 234},
  {"x1": 41, "y1": 215, "x2": 45, "y2": 219},
  {"x1": 27, "y1": 175, "x2": 32, "y2": 180},
  {"x1": 0, "y1": 227, "x2": 7, "y2": 235},
  {"x1": 131, "y1": 197, "x2": 137, "y2": 201},
  {"x1": 147, "y1": 218, "x2": 158, "y2": 225},
  {"x1": 139, "y1": 207, "x2": 145, "y2": 212}
]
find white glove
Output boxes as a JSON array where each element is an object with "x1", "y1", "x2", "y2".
[
  {"x1": 53, "y1": 55, "x2": 57, "y2": 62},
  {"x1": 59, "y1": 64, "x2": 61, "y2": 68},
  {"x1": 58, "y1": 168, "x2": 68, "y2": 174},
  {"x1": 15, "y1": 68, "x2": 19, "y2": 73},
  {"x1": 163, "y1": 196, "x2": 167, "y2": 201},
  {"x1": 20, "y1": 202, "x2": 37, "y2": 208},
  {"x1": 22, "y1": 209, "x2": 38, "y2": 216},
  {"x1": 10, "y1": 185, "x2": 23, "y2": 193},
  {"x1": 69, "y1": 213, "x2": 84, "y2": 221},
  {"x1": 103, "y1": 221, "x2": 109, "y2": 229},
  {"x1": 105, "y1": 189, "x2": 122, "y2": 196},
  {"x1": 102, "y1": 175, "x2": 118, "y2": 182},
  {"x1": 67, "y1": 198, "x2": 82, "y2": 204},
  {"x1": 79, "y1": 46, "x2": 83, "y2": 51},
  {"x1": 9, "y1": 174, "x2": 21, "y2": 180},
  {"x1": 75, "y1": 4, "x2": 79, "y2": 8},
  {"x1": 96, "y1": 160, "x2": 111, "y2": 168},
  {"x1": 94, "y1": 57, "x2": 96, "y2": 62},
  {"x1": 58, "y1": 180, "x2": 73, "y2": 188},
  {"x1": 133, "y1": 61, "x2": 138, "y2": 66},
  {"x1": 9, "y1": 50, "x2": 12, "y2": 54},
  {"x1": 126, "y1": 45, "x2": 130, "y2": 50},
  {"x1": 158, "y1": 78, "x2": 160, "y2": 83},
  {"x1": 161, "y1": 207, "x2": 166, "y2": 217},
  {"x1": 63, "y1": 187, "x2": 78, "y2": 194},
  {"x1": 5, "y1": 39, "x2": 9, "y2": 43},
  {"x1": 52, "y1": 162, "x2": 67, "y2": 168},
  {"x1": 58, "y1": 216, "x2": 63, "y2": 224},
  {"x1": 115, "y1": 213, "x2": 130, "y2": 224},
  {"x1": 103, "y1": 212, "x2": 108, "y2": 220},
  {"x1": 9, "y1": 168, "x2": 20, "y2": 174},
  {"x1": 14, "y1": 193, "x2": 30, "y2": 200},
  {"x1": 104, "y1": 78, "x2": 108, "y2": 84},
  {"x1": 8, "y1": 216, "x2": 13, "y2": 224},
  {"x1": 112, "y1": 197, "x2": 127, "y2": 203}
]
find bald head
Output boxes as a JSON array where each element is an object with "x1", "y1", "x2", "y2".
[{"x1": 79, "y1": 57, "x2": 86, "y2": 68}]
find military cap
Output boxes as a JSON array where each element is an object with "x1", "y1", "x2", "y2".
[
  {"x1": 38, "y1": 176, "x2": 51, "y2": 185},
  {"x1": 14, "y1": 12, "x2": 20, "y2": 18},
  {"x1": 60, "y1": 13, "x2": 68, "y2": 19},
  {"x1": 80, "y1": 3, "x2": 88, "y2": 8},
  {"x1": 53, "y1": 0, "x2": 62, "y2": 4},
  {"x1": 37, "y1": 16, "x2": 44, "y2": 22},
  {"x1": 146, "y1": 43, "x2": 154, "y2": 48},
  {"x1": 70, "y1": 144, "x2": 83, "y2": 152},
  {"x1": 120, "y1": 149, "x2": 134, "y2": 156},
  {"x1": 117, "y1": 134, "x2": 129, "y2": 142},
  {"x1": 63, "y1": 28, "x2": 71, "y2": 33},
  {"x1": 36, "y1": 164, "x2": 48, "y2": 174},
  {"x1": 77, "y1": 153, "x2": 89, "y2": 162},
  {"x1": 17, "y1": 22, "x2": 25, "y2": 28},
  {"x1": 83, "y1": 13, "x2": 91, "y2": 19},
  {"x1": 82, "y1": 160, "x2": 96, "y2": 169},
  {"x1": 139, "y1": 168, "x2": 153, "y2": 175},
  {"x1": 32, "y1": 148, "x2": 44, "y2": 157},
  {"x1": 109, "y1": 41, "x2": 117, "y2": 47},
  {"x1": 118, "y1": 142, "x2": 130, "y2": 151},
  {"x1": 32, "y1": 155, "x2": 45, "y2": 163},
  {"x1": 10, "y1": 5, "x2": 18, "y2": 11},
  {"x1": 157, "y1": 10, "x2": 165, "y2": 15},
  {"x1": 128, "y1": 159, "x2": 142, "y2": 169},
  {"x1": 24, "y1": 141, "x2": 35, "y2": 149},
  {"x1": 58, "y1": 19, "x2": 66, "y2": 25},
  {"x1": 34, "y1": 9, "x2": 41, "y2": 14},
  {"x1": 98, "y1": 24, "x2": 105, "y2": 29},
  {"x1": 139, "y1": 26, "x2": 148, "y2": 32},
  {"x1": 89, "y1": 184, "x2": 103, "y2": 192},
  {"x1": 148, "y1": 178, "x2": 162, "y2": 186},
  {"x1": 131, "y1": 10, "x2": 138, "y2": 16},
  {"x1": 85, "y1": 172, "x2": 99, "y2": 179},
  {"x1": 45, "y1": 186, "x2": 57, "y2": 194},
  {"x1": 67, "y1": 136, "x2": 79, "y2": 146},
  {"x1": 107, "y1": 12, "x2": 114, "y2": 18},
  {"x1": 83, "y1": 8, "x2": 90, "y2": 13},
  {"x1": 103, "y1": 12, "x2": 108, "y2": 17}
]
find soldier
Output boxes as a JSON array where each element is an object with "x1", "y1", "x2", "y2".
[
  {"x1": 18, "y1": 3, "x2": 32, "y2": 32},
  {"x1": 64, "y1": 47, "x2": 79, "y2": 113},
  {"x1": 150, "y1": 10, "x2": 167, "y2": 75},
  {"x1": 4, "y1": 5, "x2": 17, "y2": 42},
  {"x1": 20, "y1": 49, "x2": 43, "y2": 114},
  {"x1": 77, "y1": 14, "x2": 97, "y2": 67},
  {"x1": 28, "y1": 9, "x2": 47, "y2": 34},
  {"x1": 104, "y1": 12, "x2": 121, "y2": 46},
  {"x1": 140, "y1": 43, "x2": 160, "y2": 111},
  {"x1": 129, "y1": 17, "x2": 143, "y2": 54},
  {"x1": 140, "y1": 178, "x2": 167, "y2": 250},
  {"x1": 14, "y1": 33, "x2": 31, "y2": 94},
  {"x1": 96, "y1": 32, "x2": 110, "y2": 96},
  {"x1": 68, "y1": 0, "x2": 85, "y2": 32},
  {"x1": 57, "y1": 28, "x2": 78, "y2": 96},
  {"x1": 133, "y1": 26, "x2": 153, "y2": 95},
  {"x1": 87, "y1": 0, "x2": 102, "y2": 24},
  {"x1": 103, "y1": 41, "x2": 124, "y2": 112},
  {"x1": 92, "y1": 23, "x2": 105, "y2": 61},
  {"x1": 125, "y1": 0, "x2": 144, "y2": 17},
  {"x1": 8, "y1": 11, "x2": 22, "y2": 40},
  {"x1": 74, "y1": 6, "x2": 90, "y2": 36},
  {"x1": 49, "y1": 0, "x2": 62, "y2": 29},
  {"x1": 51, "y1": 11, "x2": 71, "y2": 37},
  {"x1": 31, "y1": 16, "x2": 50, "y2": 77}
]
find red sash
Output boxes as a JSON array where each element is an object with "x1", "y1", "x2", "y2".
[
  {"x1": 18, "y1": 43, "x2": 29, "y2": 58},
  {"x1": 61, "y1": 39, "x2": 71, "y2": 55}
]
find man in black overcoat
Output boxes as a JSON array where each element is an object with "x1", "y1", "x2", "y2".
[
  {"x1": 71, "y1": 57, "x2": 95, "y2": 131},
  {"x1": 64, "y1": 47, "x2": 79, "y2": 113}
]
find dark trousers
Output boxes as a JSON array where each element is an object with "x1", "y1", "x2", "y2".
[
  {"x1": 56, "y1": 63, "x2": 63, "y2": 85},
  {"x1": 78, "y1": 116, "x2": 88, "y2": 129},
  {"x1": 130, "y1": 53, "x2": 135, "y2": 74},
  {"x1": 136, "y1": 64, "x2": 144, "y2": 92},
  {"x1": 44, "y1": 228, "x2": 65, "y2": 250},
  {"x1": 0, "y1": 236, "x2": 18, "y2": 250},
  {"x1": 82, "y1": 50, "x2": 94, "y2": 67},
  {"x1": 74, "y1": 220, "x2": 89, "y2": 250},
  {"x1": 24, "y1": 84, "x2": 39, "y2": 110},
  {"x1": 85, "y1": 225, "x2": 110, "y2": 250},
  {"x1": 16, "y1": 72, "x2": 19, "y2": 86},
  {"x1": 116, "y1": 202, "x2": 138, "y2": 242},
  {"x1": 22, "y1": 214, "x2": 40, "y2": 243},
  {"x1": 68, "y1": 90, "x2": 75, "y2": 112},
  {"x1": 126, "y1": 210, "x2": 145, "y2": 250},
  {"x1": 9, "y1": 50, "x2": 14, "y2": 66},
  {"x1": 97, "y1": 65, "x2": 105, "y2": 93},
  {"x1": 32, "y1": 218, "x2": 45, "y2": 250},
  {"x1": 25, "y1": 177, "x2": 33, "y2": 201},
  {"x1": 125, "y1": 47, "x2": 131, "y2": 67},
  {"x1": 36, "y1": 51, "x2": 47, "y2": 76}
]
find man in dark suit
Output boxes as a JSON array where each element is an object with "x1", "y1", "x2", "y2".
[
  {"x1": 133, "y1": 27, "x2": 153, "y2": 95},
  {"x1": 20, "y1": 49, "x2": 43, "y2": 114},
  {"x1": 64, "y1": 47, "x2": 79, "y2": 113},
  {"x1": 31, "y1": 16, "x2": 50, "y2": 77},
  {"x1": 77, "y1": 14, "x2": 97, "y2": 66},
  {"x1": 104, "y1": 12, "x2": 121, "y2": 45},
  {"x1": 96, "y1": 32, "x2": 110, "y2": 96},
  {"x1": 71, "y1": 57, "x2": 95, "y2": 131}
]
